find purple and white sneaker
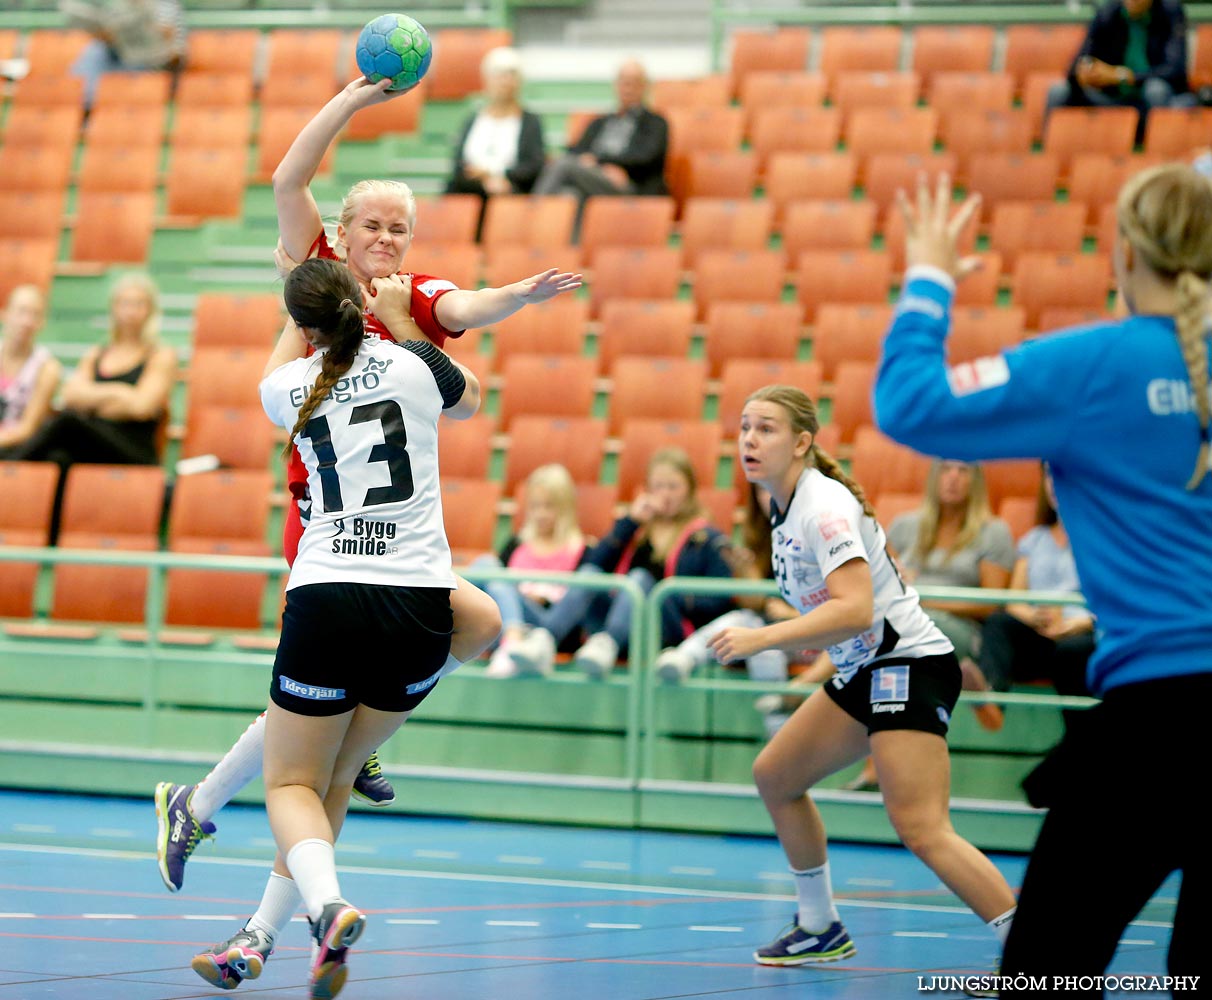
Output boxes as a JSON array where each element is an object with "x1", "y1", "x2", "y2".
[{"x1": 154, "y1": 782, "x2": 216, "y2": 892}]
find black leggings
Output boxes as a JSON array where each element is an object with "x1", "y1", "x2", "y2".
[
  {"x1": 979, "y1": 610, "x2": 1094, "y2": 696},
  {"x1": 1002, "y1": 674, "x2": 1211, "y2": 992},
  {"x1": 11, "y1": 410, "x2": 158, "y2": 467}
]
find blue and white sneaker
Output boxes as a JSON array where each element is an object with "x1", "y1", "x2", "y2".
[
  {"x1": 154, "y1": 782, "x2": 216, "y2": 892},
  {"x1": 754, "y1": 915, "x2": 856, "y2": 966}
]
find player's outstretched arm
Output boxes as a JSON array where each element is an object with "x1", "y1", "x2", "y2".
[{"x1": 434, "y1": 268, "x2": 583, "y2": 331}]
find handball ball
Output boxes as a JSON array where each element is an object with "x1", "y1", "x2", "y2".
[{"x1": 355, "y1": 13, "x2": 433, "y2": 92}]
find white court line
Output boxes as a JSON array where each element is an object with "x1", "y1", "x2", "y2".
[
  {"x1": 895, "y1": 931, "x2": 949, "y2": 938},
  {"x1": 89, "y1": 828, "x2": 136, "y2": 839},
  {"x1": 338, "y1": 844, "x2": 378, "y2": 854},
  {"x1": 670, "y1": 866, "x2": 716, "y2": 876},
  {"x1": 82, "y1": 913, "x2": 136, "y2": 919},
  {"x1": 689, "y1": 925, "x2": 743, "y2": 933},
  {"x1": 497, "y1": 855, "x2": 544, "y2": 865},
  {"x1": 0, "y1": 913, "x2": 36, "y2": 919},
  {"x1": 182, "y1": 915, "x2": 243, "y2": 921},
  {"x1": 12, "y1": 825, "x2": 55, "y2": 834},
  {"x1": 586, "y1": 923, "x2": 642, "y2": 930},
  {"x1": 486, "y1": 920, "x2": 541, "y2": 927},
  {"x1": 414, "y1": 849, "x2": 460, "y2": 860},
  {"x1": 0, "y1": 842, "x2": 1080, "y2": 917},
  {"x1": 757, "y1": 871, "x2": 793, "y2": 881},
  {"x1": 848, "y1": 878, "x2": 894, "y2": 887},
  {"x1": 580, "y1": 861, "x2": 630, "y2": 871},
  {"x1": 387, "y1": 919, "x2": 440, "y2": 925},
  {"x1": 1121, "y1": 939, "x2": 1156, "y2": 946}
]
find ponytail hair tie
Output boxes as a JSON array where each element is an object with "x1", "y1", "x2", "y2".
[{"x1": 339, "y1": 297, "x2": 356, "y2": 310}]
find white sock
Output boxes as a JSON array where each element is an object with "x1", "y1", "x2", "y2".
[
  {"x1": 437, "y1": 652, "x2": 463, "y2": 678},
  {"x1": 245, "y1": 871, "x2": 301, "y2": 939},
  {"x1": 791, "y1": 862, "x2": 841, "y2": 931},
  {"x1": 190, "y1": 713, "x2": 267, "y2": 822},
  {"x1": 988, "y1": 906, "x2": 1015, "y2": 944},
  {"x1": 285, "y1": 838, "x2": 342, "y2": 921}
]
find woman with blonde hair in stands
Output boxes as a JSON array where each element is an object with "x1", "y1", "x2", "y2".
[
  {"x1": 0, "y1": 285, "x2": 61, "y2": 459},
  {"x1": 478, "y1": 463, "x2": 591, "y2": 677},
  {"x1": 876, "y1": 164, "x2": 1212, "y2": 986},
  {"x1": 709, "y1": 384, "x2": 1018, "y2": 967}
]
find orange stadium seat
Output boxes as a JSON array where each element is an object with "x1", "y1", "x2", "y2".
[
  {"x1": 71, "y1": 193, "x2": 156, "y2": 264},
  {"x1": 188, "y1": 349, "x2": 268, "y2": 410},
  {"x1": 0, "y1": 146, "x2": 74, "y2": 193},
  {"x1": 598, "y1": 300, "x2": 695, "y2": 371},
  {"x1": 193, "y1": 293, "x2": 283, "y2": 350},
  {"x1": 781, "y1": 200, "x2": 876, "y2": 260},
  {"x1": 950, "y1": 306, "x2": 1027, "y2": 363},
  {"x1": 427, "y1": 28, "x2": 512, "y2": 100},
  {"x1": 795, "y1": 250, "x2": 892, "y2": 321},
  {"x1": 812, "y1": 304, "x2": 894, "y2": 380},
  {"x1": 1, "y1": 106, "x2": 84, "y2": 149},
  {"x1": 180, "y1": 407, "x2": 278, "y2": 471},
  {"x1": 175, "y1": 73, "x2": 255, "y2": 108},
  {"x1": 166, "y1": 147, "x2": 248, "y2": 219},
  {"x1": 498, "y1": 355, "x2": 597, "y2": 429},
  {"x1": 1003, "y1": 25, "x2": 1085, "y2": 94},
  {"x1": 1044, "y1": 107, "x2": 1137, "y2": 176},
  {"x1": 52, "y1": 535, "x2": 158, "y2": 623},
  {"x1": 750, "y1": 108, "x2": 842, "y2": 171},
  {"x1": 0, "y1": 239, "x2": 57, "y2": 304},
  {"x1": 665, "y1": 107, "x2": 746, "y2": 201},
  {"x1": 683, "y1": 151, "x2": 758, "y2": 201},
  {"x1": 1143, "y1": 107, "x2": 1212, "y2": 159},
  {"x1": 941, "y1": 109, "x2": 1033, "y2": 180},
  {"x1": 505, "y1": 416, "x2": 608, "y2": 492},
  {"x1": 1094, "y1": 202, "x2": 1120, "y2": 254},
  {"x1": 1193, "y1": 24, "x2": 1212, "y2": 89},
  {"x1": 928, "y1": 72, "x2": 1014, "y2": 117},
  {"x1": 437, "y1": 412, "x2": 496, "y2": 480},
  {"x1": 265, "y1": 28, "x2": 344, "y2": 83},
  {"x1": 579, "y1": 196, "x2": 676, "y2": 263},
  {"x1": 729, "y1": 28, "x2": 811, "y2": 97},
  {"x1": 11, "y1": 75, "x2": 85, "y2": 108},
  {"x1": 845, "y1": 107, "x2": 937, "y2": 162},
  {"x1": 492, "y1": 297, "x2": 589, "y2": 368},
  {"x1": 482, "y1": 244, "x2": 583, "y2": 288},
  {"x1": 442, "y1": 478, "x2": 504, "y2": 562},
  {"x1": 482, "y1": 195, "x2": 577, "y2": 251},
  {"x1": 257, "y1": 108, "x2": 334, "y2": 182},
  {"x1": 608, "y1": 358, "x2": 708, "y2": 433},
  {"x1": 404, "y1": 244, "x2": 481, "y2": 292},
  {"x1": 863, "y1": 152, "x2": 957, "y2": 220},
  {"x1": 988, "y1": 202, "x2": 1086, "y2": 272},
  {"x1": 828, "y1": 361, "x2": 877, "y2": 444},
  {"x1": 704, "y1": 302, "x2": 804, "y2": 376},
  {"x1": 1067, "y1": 154, "x2": 1163, "y2": 225},
  {"x1": 819, "y1": 26, "x2": 902, "y2": 91},
  {"x1": 1013, "y1": 252, "x2": 1112, "y2": 329},
  {"x1": 998, "y1": 495, "x2": 1038, "y2": 541},
  {"x1": 340, "y1": 83, "x2": 425, "y2": 140},
  {"x1": 444, "y1": 327, "x2": 489, "y2": 372},
  {"x1": 589, "y1": 247, "x2": 681, "y2": 318},
  {"x1": 414, "y1": 195, "x2": 482, "y2": 245},
  {"x1": 569, "y1": 483, "x2": 622, "y2": 537},
  {"x1": 740, "y1": 73, "x2": 826, "y2": 131},
  {"x1": 717, "y1": 360, "x2": 823, "y2": 435},
  {"x1": 87, "y1": 106, "x2": 168, "y2": 148},
  {"x1": 0, "y1": 461, "x2": 59, "y2": 618},
  {"x1": 763, "y1": 153, "x2": 857, "y2": 224},
  {"x1": 699, "y1": 486, "x2": 740, "y2": 532},
  {"x1": 0, "y1": 192, "x2": 65, "y2": 242},
  {"x1": 1021, "y1": 72, "x2": 1065, "y2": 143},
  {"x1": 650, "y1": 75, "x2": 730, "y2": 114},
  {"x1": 692, "y1": 249, "x2": 788, "y2": 320},
  {"x1": 832, "y1": 72, "x2": 920, "y2": 119},
  {"x1": 260, "y1": 73, "x2": 340, "y2": 110},
  {"x1": 185, "y1": 29, "x2": 260, "y2": 75},
  {"x1": 22, "y1": 30, "x2": 91, "y2": 78},
  {"x1": 0, "y1": 30, "x2": 17, "y2": 61},
  {"x1": 983, "y1": 460, "x2": 1042, "y2": 511},
  {"x1": 875, "y1": 491, "x2": 925, "y2": 530},
  {"x1": 77, "y1": 144, "x2": 160, "y2": 194},
  {"x1": 164, "y1": 537, "x2": 273, "y2": 631},
  {"x1": 953, "y1": 253, "x2": 1003, "y2": 307},
  {"x1": 617, "y1": 419, "x2": 721, "y2": 497},
  {"x1": 967, "y1": 153, "x2": 1061, "y2": 221},
  {"x1": 851, "y1": 425, "x2": 932, "y2": 497},
  {"x1": 169, "y1": 469, "x2": 272, "y2": 543},
  {"x1": 912, "y1": 26, "x2": 995, "y2": 84},
  {"x1": 93, "y1": 72, "x2": 171, "y2": 108},
  {"x1": 679, "y1": 198, "x2": 773, "y2": 266},
  {"x1": 1038, "y1": 307, "x2": 1112, "y2": 332}
]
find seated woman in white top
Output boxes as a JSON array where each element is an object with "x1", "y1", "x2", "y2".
[{"x1": 0, "y1": 285, "x2": 61, "y2": 459}]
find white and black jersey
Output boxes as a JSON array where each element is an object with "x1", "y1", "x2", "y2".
[
  {"x1": 261, "y1": 336, "x2": 465, "y2": 591},
  {"x1": 770, "y1": 467, "x2": 951, "y2": 681}
]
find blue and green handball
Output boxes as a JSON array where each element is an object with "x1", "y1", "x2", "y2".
[{"x1": 355, "y1": 13, "x2": 433, "y2": 92}]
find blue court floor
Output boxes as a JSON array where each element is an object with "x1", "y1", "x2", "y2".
[{"x1": 0, "y1": 791, "x2": 1178, "y2": 999}]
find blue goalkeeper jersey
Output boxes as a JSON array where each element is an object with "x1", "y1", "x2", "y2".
[{"x1": 874, "y1": 266, "x2": 1212, "y2": 696}]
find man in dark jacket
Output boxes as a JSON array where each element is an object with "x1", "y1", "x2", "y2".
[
  {"x1": 1045, "y1": 0, "x2": 1195, "y2": 142},
  {"x1": 532, "y1": 59, "x2": 669, "y2": 229}
]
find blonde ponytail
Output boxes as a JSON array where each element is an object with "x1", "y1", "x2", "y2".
[{"x1": 1175, "y1": 270, "x2": 1210, "y2": 489}]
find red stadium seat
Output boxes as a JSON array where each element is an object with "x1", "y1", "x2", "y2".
[
  {"x1": 0, "y1": 461, "x2": 59, "y2": 618},
  {"x1": 729, "y1": 28, "x2": 811, "y2": 98},
  {"x1": 505, "y1": 416, "x2": 608, "y2": 493},
  {"x1": 717, "y1": 360, "x2": 823, "y2": 437},
  {"x1": 590, "y1": 247, "x2": 681, "y2": 318},
  {"x1": 498, "y1": 355, "x2": 597, "y2": 429},
  {"x1": 607, "y1": 358, "x2": 708, "y2": 433},
  {"x1": 492, "y1": 297, "x2": 590, "y2": 369},
  {"x1": 679, "y1": 198, "x2": 773, "y2": 266},
  {"x1": 598, "y1": 300, "x2": 695, "y2": 371},
  {"x1": 617, "y1": 419, "x2": 722, "y2": 497},
  {"x1": 795, "y1": 251, "x2": 892, "y2": 322},
  {"x1": 704, "y1": 302, "x2": 804, "y2": 377},
  {"x1": 692, "y1": 250, "x2": 788, "y2": 320},
  {"x1": 812, "y1": 304, "x2": 895, "y2": 380}
]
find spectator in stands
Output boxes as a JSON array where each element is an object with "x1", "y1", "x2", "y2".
[
  {"x1": 509, "y1": 448, "x2": 734, "y2": 678},
  {"x1": 0, "y1": 285, "x2": 61, "y2": 460},
  {"x1": 886, "y1": 459, "x2": 1016, "y2": 731},
  {"x1": 1045, "y1": 0, "x2": 1195, "y2": 143},
  {"x1": 61, "y1": 0, "x2": 187, "y2": 108},
  {"x1": 531, "y1": 58, "x2": 668, "y2": 230},
  {"x1": 13, "y1": 273, "x2": 176, "y2": 472},
  {"x1": 479, "y1": 464, "x2": 591, "y2": 678},
  {"x1": 446, "y1": 47, "x2": 546, "y2": 238},
  {"x1": 973, "y1": 468, "x2": 1095, "y2": 698}
]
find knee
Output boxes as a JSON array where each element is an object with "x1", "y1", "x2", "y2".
[
  {"x1": 887, "y1": 808, "x2": 950, "y2": 859},
  {"x1": 753, "y1": 748, "x2": 798, "y2": 804},
  {"x1": 1142, "y1": 77, "x2": 1174, "y2": 108}
]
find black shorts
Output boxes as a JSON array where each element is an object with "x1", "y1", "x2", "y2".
[
  {"x1": 824, "y1": 652, "x2": 962, "y2": 737},
  {"x1": 271, "y1": 582, "x2": 453, "y2": 717}
]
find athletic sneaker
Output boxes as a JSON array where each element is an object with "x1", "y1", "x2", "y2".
[
  {"x1": 154, "y1": 782, "x2": 216, "y2": 892},
  {"x1": 308, "y1": 900, "x2": 367, "y2": 1000},
  {"x1": 351, "y1": 753, "x2": 394, "y2": 807},
  {"x1": 508, "y1": 626, "x2": 556, "y2": 677},
  {"x1": 754, "y1": 916, "x2": 856, "y2": 966},
  {"x1": 191, "y1": 924, "x2": 274, "y2": 989},
  {"x1": 654, "y1": 647, "x2": 695, "y2": 684},
  {"x1": 574, "y1": 632, "x2": 619, "y2": 679}
]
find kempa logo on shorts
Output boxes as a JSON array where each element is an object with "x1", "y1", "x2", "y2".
[
  {"x1": 870, "y1": 664, "x2": 909, "y2": 705},
  {"x1": 280, "y1": 676, "x2": 345, "y2": 700},
  {"x1": 330, "y1": 516, "x2": 399, "y2": 556}
]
